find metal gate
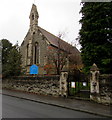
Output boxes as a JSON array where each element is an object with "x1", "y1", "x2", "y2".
[{"x1": 67, "y1": 71, "x2": 90, "y2": 98}]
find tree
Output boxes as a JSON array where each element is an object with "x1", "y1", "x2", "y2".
[
  {"x1": 78, "y1": 2, "x2": 112, "y2": 74},
  {"x1": 7, "y1": 44, "x2": 22, "y2": 76},
  {"x1": 2, "y1": 39, "x2": 12, "y2": 76},
  {"x1": 46, "y1": 33, "x2": 68, "y2": 75},
  {"x1": 45, "y1": 33, "x2": 82, "y2": 75},
  {"x1": 1, "y1": 39, "x2": 22, "y2": 77},
  {"x1": 2, "y1": 39, "x2": 12, "y2": 65}
]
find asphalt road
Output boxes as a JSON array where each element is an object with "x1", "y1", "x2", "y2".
[{"x1": 2, "y1": 95, "x2": 105, "y2": 118}]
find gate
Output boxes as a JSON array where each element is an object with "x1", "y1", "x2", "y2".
[{"x1": 67, "y1": 70, "x2": 90, "y2": 98}]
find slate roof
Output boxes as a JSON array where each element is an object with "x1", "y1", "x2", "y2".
[
  {"x1": 38, "y1": 26, "x2": 82, "y2": 65},
  {"x1": 38, "y1": 26, "x2": 80, "y2": 55}
]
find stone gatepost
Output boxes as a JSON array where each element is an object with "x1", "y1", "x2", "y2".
[
  {"x1": 90, "y1": 63, "x2": 100, "y2": 102},
  {"x1": 59, "y1": 67, "x2": 68, "y2": 97}
]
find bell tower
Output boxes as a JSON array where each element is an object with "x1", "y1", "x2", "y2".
[
  {"x1": 29, "y1": 4, "x2": 39, "y2": 35},
  {"x1": 26, "y1": 4, "x2": 39, "y2": 73}
]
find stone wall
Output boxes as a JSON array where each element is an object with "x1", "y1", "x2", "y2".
[
  {"x1": 99, "y1": 74, "x2": 112, "y2": 104},
  {"x1": 59, "y1": 70, "x2": 68, "y2": 97},
  {"x1": 2, "y1": 76, "x2": 60, "y2": 97},
  {"x1": 90, "y1": 64, "x2": 112, "y2": 105}
]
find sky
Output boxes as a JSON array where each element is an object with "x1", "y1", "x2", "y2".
[{"x1": 0, "y1": 0, "x2": 82, "y2": 50}]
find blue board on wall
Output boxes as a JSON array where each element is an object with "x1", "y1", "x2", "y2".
[{"x1": 30, "y1": 65, "x2": 38, "y2": 74}]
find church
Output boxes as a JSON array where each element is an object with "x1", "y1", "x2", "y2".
[{"x1": 20, "y1": 4, "x2": 82, "y2": 75}]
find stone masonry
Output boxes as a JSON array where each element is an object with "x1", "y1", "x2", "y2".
[
  {"x1": 2, "y1": 76, "x2": 60, "y2": 97},
  {"x1": 20, "y1": 4, "x2": 82, "y2": 75},
  {"x1": 90, "y1": 63, "x2": 112, "y2": 105}
]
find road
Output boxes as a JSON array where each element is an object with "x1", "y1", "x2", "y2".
[{"x1": 2, "y1": 95, "x2": 105, "y2": 118}]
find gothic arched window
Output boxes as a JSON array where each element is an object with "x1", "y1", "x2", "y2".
[{"x1": 34, "y1": 42, "x2": 39, "y2": 64}]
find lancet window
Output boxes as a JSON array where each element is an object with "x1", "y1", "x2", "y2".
[{"x1": 34, "y1": 42, "x2": 39, "y2": 64}]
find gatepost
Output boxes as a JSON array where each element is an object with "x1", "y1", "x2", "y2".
[
  {"x1": 59, "y1": 67, "x2": 68, "y2": 97},
  {"x1": 90, "y1": 63, "x2": 100, "y2": 102}
]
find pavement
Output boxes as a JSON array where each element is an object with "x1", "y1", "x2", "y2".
[{"x1": 1, "y1": 89, "x2": 112, "y2": 118}]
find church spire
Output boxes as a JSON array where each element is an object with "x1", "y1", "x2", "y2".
[{"x1": 29, "y1": 4, "x2": 39, "y2": 34}]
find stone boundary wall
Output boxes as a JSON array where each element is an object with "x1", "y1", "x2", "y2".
[
  {"x1": 90, "y1": 64, "x2": 112, "y2": 105},
  {"x1": 2, "y1": 76, "x2": 60, "y2": 97},
  {"x1": 99, "y1": 74, "x2": 112, "y2": 104}
]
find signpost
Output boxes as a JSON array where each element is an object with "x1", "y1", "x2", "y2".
[{"x1": 30, "y1": 65, "x2": 38, "y2": 74}]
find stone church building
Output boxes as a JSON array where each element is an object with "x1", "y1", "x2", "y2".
[{"x1": 20, "y1": 4, "x2": 82, "y2": 75}]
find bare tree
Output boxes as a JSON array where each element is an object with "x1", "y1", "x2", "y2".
[
  {"x1": 44, "y1": 32, "x2": 83, "y2": 75},
  {"x1": 45, "y1": 33, "x2": 69, "y2": 75}
]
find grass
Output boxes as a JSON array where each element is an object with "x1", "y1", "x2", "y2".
[{"x1": 68, "y1": 82, "x2": 90, "y2": 98}]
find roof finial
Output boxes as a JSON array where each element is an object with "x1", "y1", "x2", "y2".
[{"x1": 90, "y1": 63, "x2": 99, "y2": 71}]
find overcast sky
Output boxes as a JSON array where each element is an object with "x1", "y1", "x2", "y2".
[{"x1": 0, "y1": 0, "x2": 82, "y2": 50}]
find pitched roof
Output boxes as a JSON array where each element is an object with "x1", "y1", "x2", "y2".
[
  {"x1": 38, "y1": 26, "x2": 82, "y2": 65},
  {"x1": 38, "y1": 26, "x2": 80, "y2": 55}
]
